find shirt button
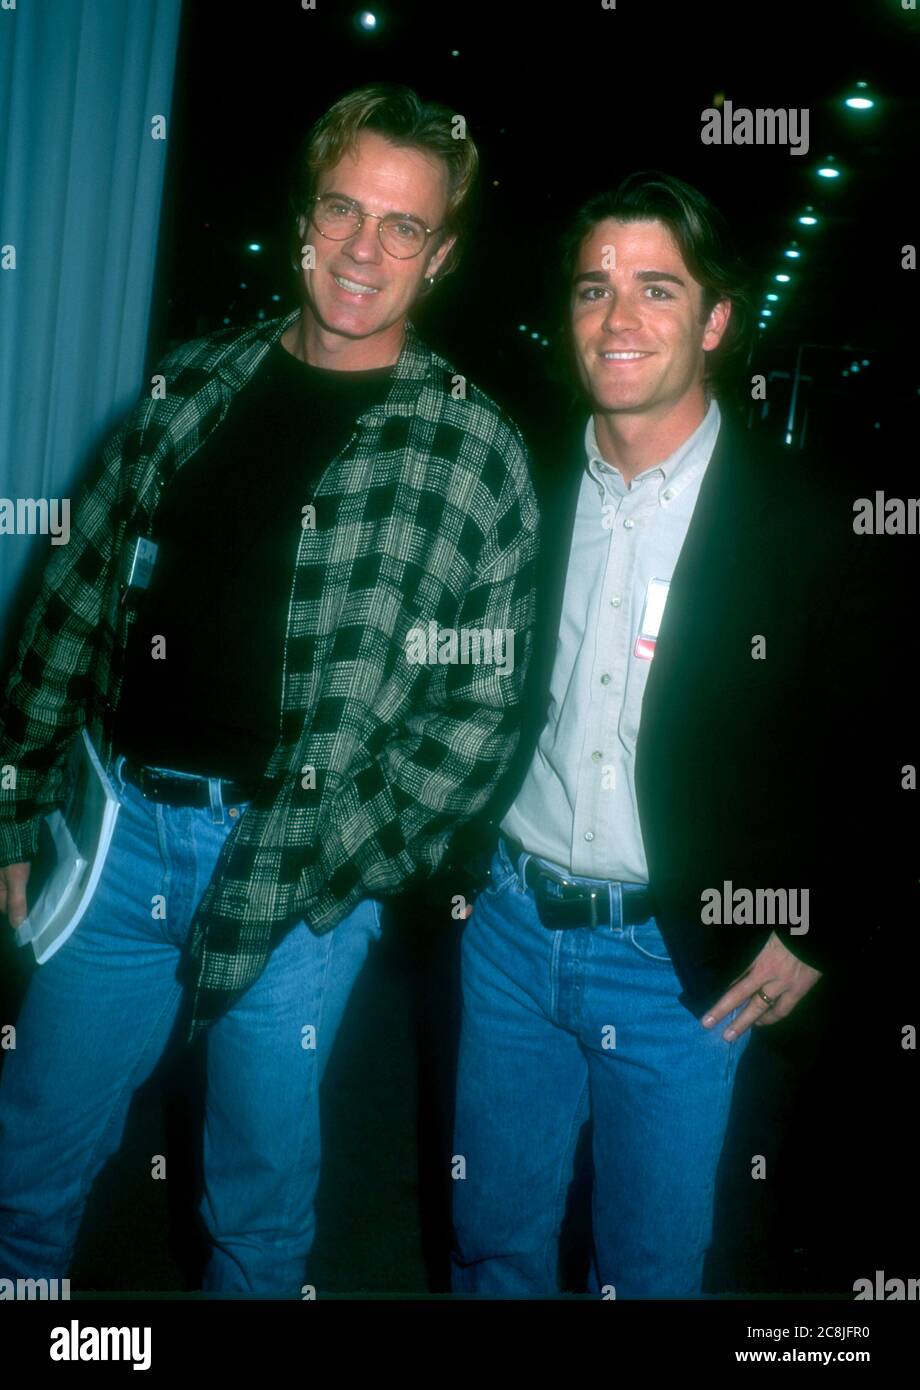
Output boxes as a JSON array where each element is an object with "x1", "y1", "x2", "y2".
[
  {"x1": 662, "y1": 488, "x2": 674, "y2": 501},
  {"x1": 623, "y1": 518, "x2": 635, "y2": 529},
  {"x1": 600, "y1": 673, "x2": 611, "y2": 685},
  {"x1": 611, "y1": 596, "x2": 621, "y2": 608},
  {"x1": 228, "y1": 807, "x2": 239, "y2": 818},
  {"x1": 584, "y1": 830, "x2": 595, "y2": 842},
  {"x1": 591, "y1": 750, "x2": 603, "y2": 762}
]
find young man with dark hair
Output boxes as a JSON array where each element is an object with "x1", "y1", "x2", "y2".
[
  {"x1": 450, "y1": 170, "x2": 878, "y2": 1298},
  {"x1": 0, "y1": 84, "x2": 538, "y2": 1294}
]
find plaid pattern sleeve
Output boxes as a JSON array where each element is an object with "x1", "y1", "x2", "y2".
[
  {"x1": 0, "y1": 329, "x2": 211, "y2": 869},
  {"x1": 0, "y1": 323, "x2": 280, "y2": 867},
  {"x1": 0, "y1": 414, "x2": 136, "y2": 868}
]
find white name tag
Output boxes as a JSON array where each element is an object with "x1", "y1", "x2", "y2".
[{"x1": 634, "y1": 578, "x2": 670, "y2": 661}]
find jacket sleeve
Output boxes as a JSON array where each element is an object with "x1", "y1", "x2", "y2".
[
  {"x1": 302, "y1": 444, "x2": 540, "y2": 922},
  {"x1": 778, "y1": 497, "x2": 895, "y2": 976},
  {"x1": 0, "y1": 413, "x2": 137, "y2": 869},
  {"x1": 0, "y1": 325, "x2": 220, "y2": 871}
]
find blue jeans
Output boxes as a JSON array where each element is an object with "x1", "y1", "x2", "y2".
[
  {"x1": 0, "y1": 754, "x2": 383, "y2": 1294},
  {"x1": 451, "y1": 836, "x2": 751, "y2": 1298}
]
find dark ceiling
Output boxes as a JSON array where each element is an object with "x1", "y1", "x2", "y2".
[{"x1": 151, "y1": 0, "x2": 920, "y2": 452}]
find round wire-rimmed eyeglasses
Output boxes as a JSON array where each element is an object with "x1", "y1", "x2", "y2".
[{"x1": 309, "y1": 193, "x2": 444, "y2": 260}]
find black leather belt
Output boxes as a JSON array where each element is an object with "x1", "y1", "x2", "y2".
[
  {"x1": 501, "y1": 834, "x2": 656, "y2": 929},
  {"x1": 121, "y1": 756, "x2": 256, "y2": 808}
]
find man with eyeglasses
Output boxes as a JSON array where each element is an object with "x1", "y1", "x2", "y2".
[{"x1": 0, "y1": 84, "x2": 538, "y2": 1294}]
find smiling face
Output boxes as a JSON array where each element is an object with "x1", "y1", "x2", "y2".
[
  {"x1": 570, "y1": 217, "x2": 730, "y2": 427},
  {"x1": 295, "y1": 129, "x2": 456, "y2": 367}
]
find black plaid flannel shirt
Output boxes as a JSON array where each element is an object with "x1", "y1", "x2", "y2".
[{"x1": 0, "y1": 309, "x2": 539, "y2": 1040}]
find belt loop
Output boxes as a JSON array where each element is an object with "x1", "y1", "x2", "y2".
[
  {"x1": 208, "y1": 777, "x2": 223, "y2": 823},
  {"x1": 518, "y1": 850, "x2": 531, "y2": 891},
  {"x1": 612, "y1": 880, "x2": 623, "y2": 932},
  {"x1": 112, "y1": 753, "x2": 127, "y2": 796}
]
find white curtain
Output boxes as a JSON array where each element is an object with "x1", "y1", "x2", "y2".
[{"x1": 0, "y1": 0, "x2": 183, "y2": 668}]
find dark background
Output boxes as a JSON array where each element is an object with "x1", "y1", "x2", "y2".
[
  {"x1": 153, "y1": 0, "x2": 920, "y2": 458},
  {"x1": 1, "y1": 0, "x2": 918, "y2": 1296}
]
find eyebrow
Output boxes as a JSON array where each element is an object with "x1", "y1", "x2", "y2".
[
  {"x1": 320, "y1": 189, "x2": 426, "y2": 223},
  {"x1": 572, "y1": 268, "x2": 688, "y2": 288}
]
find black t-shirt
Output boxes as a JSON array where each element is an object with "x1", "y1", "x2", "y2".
[{"x1": 112, "y1": 337, "x2": 394, "y2": 786}]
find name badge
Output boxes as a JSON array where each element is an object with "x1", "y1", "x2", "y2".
[
  {"x1": 121, "y1": 535, "x2": 159, "y2": 591},
  {"x1": 634, "y1": 578, "x2": 670, "y2": 661}
]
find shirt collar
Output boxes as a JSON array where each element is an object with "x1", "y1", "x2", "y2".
[
  {"x1": 584, "y1": 397, "x2": 722, "y2": 500},
  {"x1": 216, "y1": 308, "x2": 435, "y2": 417}
]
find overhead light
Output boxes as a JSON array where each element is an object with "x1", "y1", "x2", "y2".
[
  {"x1": 817, "y1": 165, "x2": 840, "y2": 179},
  {"x1": 761, "y1": 309, "x2": 773, "y2": 317},
  {"x1": 845, "y1": 82, "x2": 874, "y2": 110},
  {"x1": 784, "y1": 248, "x2": 801, "y2": 259},
  {"x1": 766, "y1": 293, "x2": 779, "y2": 301},
  {"x1": 775, "y1": 273, "x2": 791, "y2": 283}
]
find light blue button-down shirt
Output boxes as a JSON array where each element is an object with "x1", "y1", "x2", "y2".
[{"x1": 502, "y1": 398, "x2": 721, "y2": 883}]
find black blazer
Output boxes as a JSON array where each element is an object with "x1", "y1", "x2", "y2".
[{"x1": 441, "y1": 406, "x2": 900, "y2": 1018}]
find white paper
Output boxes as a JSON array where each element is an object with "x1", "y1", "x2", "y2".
[
  {"x1": 16, "y1": 728, "x2": 121, "y2": 963},
  {"x1": 640, "y1": 578, "x2": 670, "y2": 640}
]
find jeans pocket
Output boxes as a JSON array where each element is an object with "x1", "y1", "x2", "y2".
[
  {"x1": 629, "y1": 918, "x2": 672, "y2": 962},
  {"x1": 108, "y1": 753, "x2": 132, "y2": 809},
  {"x1": 482, "y1": 842, "x2": 518, "y2": 897}
]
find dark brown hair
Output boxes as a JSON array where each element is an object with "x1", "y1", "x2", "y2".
[{"x1": 559, "y1": 170, "x2": 755, "y2": 398}]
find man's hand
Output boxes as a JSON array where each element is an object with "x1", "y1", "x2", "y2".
[
  {"x1": 0, "y1": 862, "x2": 31, "y2": 929},
  {"x1": 702, "y1": 931, "x2": 822, "y2": 1041}
]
